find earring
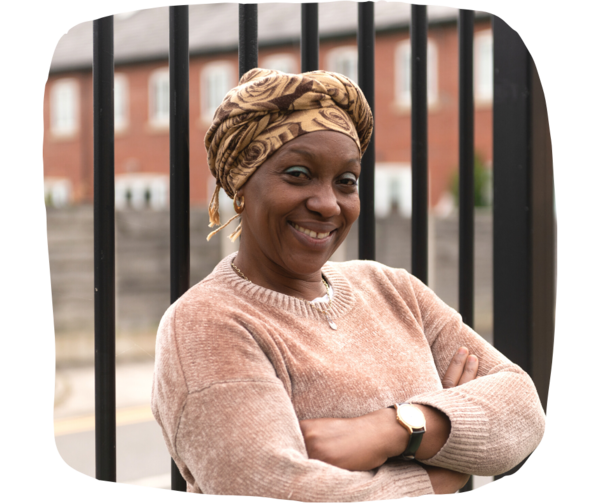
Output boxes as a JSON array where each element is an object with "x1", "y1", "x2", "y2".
[{"x1": 233, "y1": 194, "x2": 245, "y2": 214}]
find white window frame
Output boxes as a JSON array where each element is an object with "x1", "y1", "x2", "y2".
[
  {"x1": 474, "y1": 30, "x2": 493, "y2": 104},
  {"x1": 50, "y1": 78, "x2": 79, "y2": 136},
  {"x1": 201, "y1": 62, "x2": 235, "y2": 123},
  {"x1": 261, "y1": 54, "x2": 297, "y2": 74},
  {"x1": 115, "y1": 173, "x2": 169, "y2": 210},
  {"x1": 374, "y1": 163, "x2": 412, "y2": 218},
  {"x1": 44, "y1": 177, "x2": 72, "y2": 207},
  {"x1": 114, "y1": 73, "x2": 129, "y2": 132},
  {"x1": 148, "y1": 68, "x2": 169, "y2": 128},
  {"x1": 327, "y1": 46, "x2": 358, "y2": 83},
  {"x1": 394, "y1": 40, "x2": 439, "y2": 109}
]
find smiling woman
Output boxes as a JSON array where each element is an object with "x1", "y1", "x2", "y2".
[
  {"x1": 151, "y1": 69, "x2": 545, "y2": 500},
  {"x1": 234, "y1": 131, "x2": 361, "y2": 296}
]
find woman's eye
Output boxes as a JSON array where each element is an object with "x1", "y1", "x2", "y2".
[
  {"x1": 283, "y1": 166, "x2": 310, "y2": 178},
  {"x1": 339, "y1": 173, "x2": 358, "y2": 185}
]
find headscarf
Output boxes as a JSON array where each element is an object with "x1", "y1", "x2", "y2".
[{"x1": 204, "y1": 68, "x2": 374, "y2": 241}]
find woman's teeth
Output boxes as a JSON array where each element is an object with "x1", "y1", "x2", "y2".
[{"x1": 292, "y1": 223, "x2": 331, "y2": 239}]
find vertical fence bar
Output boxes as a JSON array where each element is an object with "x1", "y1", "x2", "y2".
[
  {"x1": 457, "y1": 9, "x2": 474, "y2": 494},
  {"x1": 458, "y1": 9, "x2": 474, "y2": 328},
  {"x1": 410, "y1": 5, "x2": 428, "y2": 284},
  {"x1": 492, "y1": 15, "x2": 532, "y2": 480},
  {"x1": 492, "y1": 15, "x2": 531, "y2": 377},
  {"x1": 93, "y1": 15, "x2": 116, "y2": 483},
  {"x1": 169, "y1": 5, "x2": 190, "y2": 492},
  {"x1": 239, "y1": 4, "x2": 258, "y2": 78},
  {"x1": 357, "y1": 1, "x2": 375, "y2": 261},
  {"x1": 301, "y1": 3, "x2": 319, "y2": 72},
  {"x1": 493, "y1": 14, "x2": 555, "y2": 481}
]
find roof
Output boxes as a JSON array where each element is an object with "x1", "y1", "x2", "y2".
[{"x1": 50, "y1": 2, "x2": 490, "y2": 73}]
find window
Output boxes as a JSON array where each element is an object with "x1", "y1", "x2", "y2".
[
  {"x1": 50, "y1": 79, "x2": 78, "y2": 136},
  {"x1": 115, "y1": 174, "x2": 169, "y2": 210},
  {"x1": 327, "y1": 46, "x2": 358, "y2": 83},
  {"x1": 201, "y1": 62, "x2": 234, "y2": 122},
  {"x1": 394, "y1": 40, "x2": 438, "y2": 108},
  {"x1": 261, "y1": 54, "x2": 297, "y2": 74},
  {"x1": 475, "y1": 30, "x2": 493, "y2": 104},
  {"x1": 374, "y1": 164, "x2": 412, "y2": 218},
  {"x1": 44, "y1": 177, "x2": 72, "y2": 207},
  {"x1": 114, "y1": 73, "x2": 128, "y2": 131},
  {"x1": 149, "y1": 68, "x2": 169, "y2": 127}
]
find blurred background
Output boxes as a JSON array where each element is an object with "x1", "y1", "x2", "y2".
[{"x1": 47, "y1": 2, "x2": 494, "y2": 491}]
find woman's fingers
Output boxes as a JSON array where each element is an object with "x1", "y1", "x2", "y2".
[
  {"x1": 441, "y1": 347, "x2": 479, "y2": 388},
  {"x1": 457, "y1": 355, "x2": 479, "y2": 386}
]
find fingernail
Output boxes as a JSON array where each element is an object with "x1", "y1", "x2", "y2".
[
  {"x1": 459, "y1": 347, "x2": 468, "y2": 355},
  {"x1": 468, "y1": 355, "x2": 477, "y2": 362}
]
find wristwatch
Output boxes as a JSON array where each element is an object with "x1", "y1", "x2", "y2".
[{"x1": 391, "y1": 403, "x2": 426, "y2": 460}]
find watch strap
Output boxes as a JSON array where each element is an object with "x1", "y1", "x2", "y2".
[{"x1": 391, "y1": 403, "x2": 426, "y2": 461}]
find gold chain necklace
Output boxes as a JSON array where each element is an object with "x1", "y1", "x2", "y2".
[{"x1": 231, "y1": 260, "x2": 337, "y2": 330}]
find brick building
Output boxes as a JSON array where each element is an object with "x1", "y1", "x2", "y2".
[{"x1": 44, "y1": 3, "x2": 493, "y2": 216}]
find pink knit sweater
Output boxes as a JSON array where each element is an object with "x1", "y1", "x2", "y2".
[{"x1": 151, "y1": 254, "x2": 545, "y2": 500}]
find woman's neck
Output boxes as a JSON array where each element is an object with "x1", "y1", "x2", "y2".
[{"x1": 232, "y1": 248, "x2": 328, "y2": 302}]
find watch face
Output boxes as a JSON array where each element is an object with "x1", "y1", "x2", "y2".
[{"x1": 398, "y1": 404, "x2": 426, "y2": 429}]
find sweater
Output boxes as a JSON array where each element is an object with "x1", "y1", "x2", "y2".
[{"x1": 151, "y1": 253, "x2": 546, "y2": 500}]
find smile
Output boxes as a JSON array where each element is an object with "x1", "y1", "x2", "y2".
[{"x1": 291, "y1": 223, "x2": 333, "y2": 240}]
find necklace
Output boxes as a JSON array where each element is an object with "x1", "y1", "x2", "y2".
[{"x1": 231, "y1": 260, "x2": 337, "y2": 330}]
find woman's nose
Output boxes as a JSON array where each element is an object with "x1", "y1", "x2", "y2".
[{"x1": 306, "y1": 184, "x2": 341, "y2": 218}]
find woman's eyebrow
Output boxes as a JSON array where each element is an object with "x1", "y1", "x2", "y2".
[{"x1": 283, "y1": 147, "x2": 360, "y2": 166}]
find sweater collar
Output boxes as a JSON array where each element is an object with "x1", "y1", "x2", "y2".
[{"x1": 215, "y1": 252, "x2": 356, "y2": 321}]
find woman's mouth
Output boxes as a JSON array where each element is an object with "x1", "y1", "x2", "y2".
[
  {"x1": 288, "y1": 221, "x2": 337, "y2": 249},
  {"x1": 291, "y1": 223, "x2": 334, "y2": 240}
]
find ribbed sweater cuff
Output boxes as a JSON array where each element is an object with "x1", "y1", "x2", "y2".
[
  {"x1": 380, "y1": 461, "x2": 434, "y2": 499},
  {"x1": 409, "y1": 388, "x2": 489, "y2": 473}
]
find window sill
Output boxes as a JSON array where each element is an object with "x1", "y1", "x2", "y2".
[
  {"x1": 196, "y1": 115, "x2": 215, "y2": 129},
  {"x1": 390, "y1": 100, "x2": 442, "y2": 116},
  {"x1": 475, "y1": 98, "x2": 493, "y2": 110},
  {"x1": 48, "y1": 131, "x2": 79, "y2": 142},
  {"x1": 144, "y1": 121, "x2": 169, "y2": 134}
]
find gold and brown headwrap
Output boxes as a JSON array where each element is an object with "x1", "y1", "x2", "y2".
[{"x1": 204, "y1": 68, "x2": 373, "y2": 241}]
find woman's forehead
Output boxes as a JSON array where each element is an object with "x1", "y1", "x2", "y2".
[{"x1": 275, "y1": 131, "x2": 361, "y2": 160}]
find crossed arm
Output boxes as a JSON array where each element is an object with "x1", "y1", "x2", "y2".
[{"x1": 299, "y1": 347, "x2": 480, "y2": 494}]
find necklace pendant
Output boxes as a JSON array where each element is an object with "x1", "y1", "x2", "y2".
[{"x1": 326, "y1": 315, "x2": 337, "y2": 330}]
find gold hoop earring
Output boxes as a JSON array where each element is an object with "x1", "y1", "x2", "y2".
[{"x1": 233, "y1": 194, "x2": 245, "y2": 214}]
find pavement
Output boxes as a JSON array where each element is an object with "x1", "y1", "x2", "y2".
[
  {"x1": 54, "y1": 360, "x2": 157, "y2": 420},
  {"x1": 54, "y1": 360, "x2": 171, "y2": 490}
]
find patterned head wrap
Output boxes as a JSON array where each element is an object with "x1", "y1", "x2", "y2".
[{"x1": 204, "y1": 68, "x2": 373, "y2": 241}]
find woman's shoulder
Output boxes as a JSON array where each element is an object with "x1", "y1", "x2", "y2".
[
  {"x1": 326, "y1": 259, "x2": 414, "y2": 287},
  {"x1": 162, "y1": 255, "x2": 250, "y2": 327},
  {"x1": 326, "y1": 260, "x2": 428, "y2": 297}
]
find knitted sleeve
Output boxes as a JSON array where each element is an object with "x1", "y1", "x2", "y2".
[
  {"x1": 151, "y1": 299, "x2": 434, "y2": 501},
  {"x1": 405, "y1": 274, "x2": 546, "y2": 476}
]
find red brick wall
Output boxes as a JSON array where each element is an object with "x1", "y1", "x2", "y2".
[{"x1": 43, "y1": 20, "x2": 492, "y2": 208}]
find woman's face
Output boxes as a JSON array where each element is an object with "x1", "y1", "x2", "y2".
[{"x1": 237, "y1": 130, "x2": 361, "y2": 277}]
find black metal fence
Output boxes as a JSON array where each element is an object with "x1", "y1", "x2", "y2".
[{"x1": 92, "y1": 2, "x2": 555, "y2": 493}]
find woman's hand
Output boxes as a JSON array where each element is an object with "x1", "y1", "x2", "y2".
[
  {"x1": 300, "y1": 408, "x2": 406, "y2": 471},
  {"x1": 421, "y1": 465, "x2": 471, "y2": 494},
  {"x1": 441, "y1": 346, "x2": 479, "y2": 389}
]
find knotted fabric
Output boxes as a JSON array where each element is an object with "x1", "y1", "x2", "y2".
[{"x1": 204, "y1": 68, "x2": 373, "y2": 241}]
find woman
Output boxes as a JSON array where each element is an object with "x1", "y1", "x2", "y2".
[{"x1": 151, "y1": 69, "x2": 545, "y2": 499}]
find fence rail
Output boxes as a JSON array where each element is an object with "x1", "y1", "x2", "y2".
[{"x1": 91, "y1": 2, "x2": 555, "y2": 493}]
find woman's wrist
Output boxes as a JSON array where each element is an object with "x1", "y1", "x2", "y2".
[
  {"x1": 373, "y1": 404, "x2": 451, "y2": 461},
  {"x1": 368, "y1": 407, "x2": 410, "y2": 459},
  {"x1": 412, "y1": 404, "x2": 451, "y2": 460}
]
